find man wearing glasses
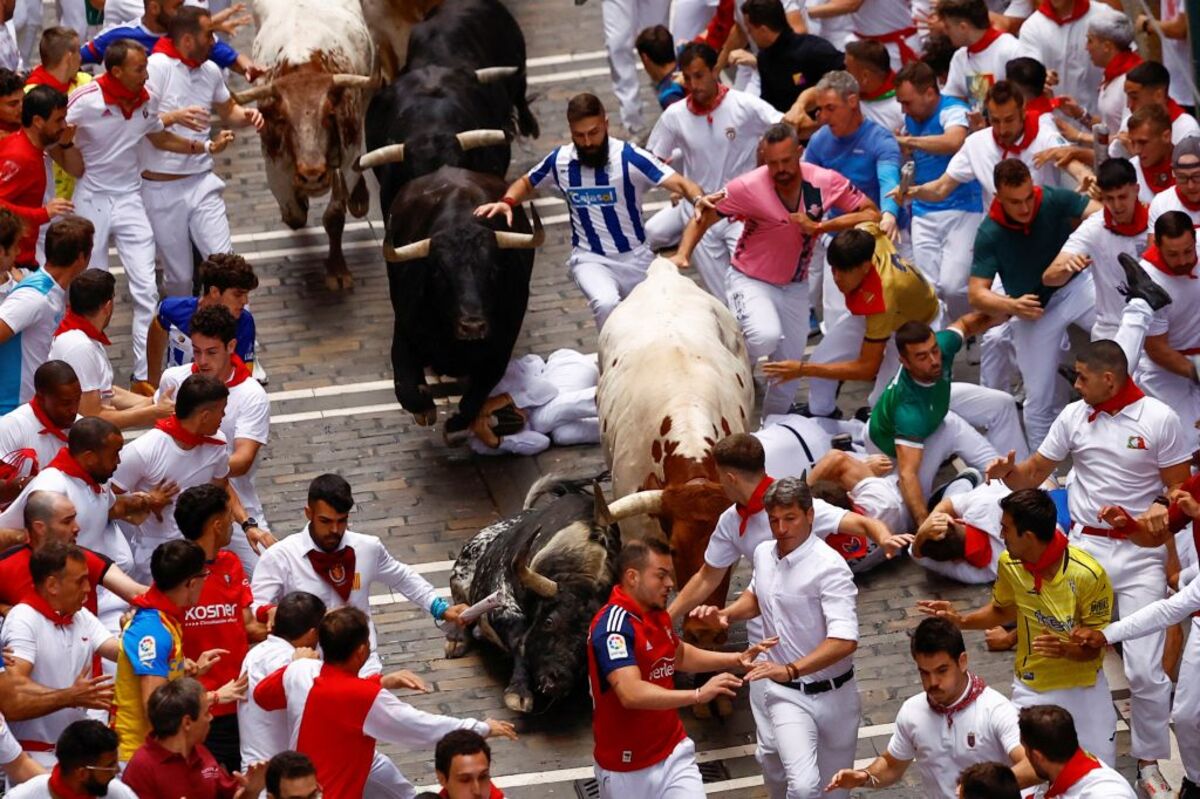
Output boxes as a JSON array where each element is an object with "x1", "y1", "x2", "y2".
[
  {"x1": 1149, "y1": 136, "x2": 1200, "y2": 230},
  {"x1": 112, "y1": 540, "x2": 245, "y2": 763},
  {"x1": 5, "y1": 719, "x2": 137, "y2": 798}
]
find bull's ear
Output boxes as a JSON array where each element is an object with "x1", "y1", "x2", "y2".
[{"x1": 593, "y1": 481, "x2": 614, "y2": 528}]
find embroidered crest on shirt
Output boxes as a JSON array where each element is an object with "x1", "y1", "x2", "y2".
[
  {"x1": 0, "y1": 160, "x2": 18, "y2": 182},
  {"x1": 137, "y1": 634, "x2": 157, "y2": 664},
  {"x1": 1127, "y1": 435, "x2": 1148, "y2": 450},
  {"x1": 725, "y1": 127, "x2": 736, "y2": 141},
  {"x1": 606, "y1": 633, "x2": 628, "y2": 659},
  {"x1": 328, "y1": 564, "x2": 348, "y2": 585}
]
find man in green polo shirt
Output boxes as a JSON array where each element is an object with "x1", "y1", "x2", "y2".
[
  {"x1": 868, "y1": 314, "x2": 1025, "y2": 528},
  {"x1": 967, "y1": 158, "x2": 1100, "y2": 451}
]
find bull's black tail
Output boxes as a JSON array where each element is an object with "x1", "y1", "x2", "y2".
[{"x1": 523, "y1": 471, "x2": 609, "y2": 510}]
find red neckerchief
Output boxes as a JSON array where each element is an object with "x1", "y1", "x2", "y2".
[
  {"x1": 736, "y1": 476, "x2": 774, "y2": 536},
  {"x1": 130, "y1": 585, "x2": 186, "y2": 624},
  {"x1": 967, "y1": 27, "x2": 1004, "y2": 54},
  {"x1": 47, "y1": 447, "x2": 101, "y2": 494},
  {"x1": 306, "y1": 546, "x2": 356, "y2": 601},
  {"x1": 859, "y1": 72, "x2": 897, "y2": 102},
  {"x1": 441, "y1": 786, "x2": 504, "y2": 799},
  {"x1": 994, "y1": 112, "x2": 1039, "y2": 158},
  {"x1": 926, "y1": 672, "x2": 987, "y2": 727},
  {"x1": 152, "y1": 36, "x2": 203, "y2": 69},
  {"x1": 1046, "y1": 749, "x2": 1104, "y2": 797},
  {"x1": 1036, "y1": 0, "x2": 1090, "y2": 24},
  {"x1": 1139, "y1": 154, "x2": 1176, "y2": 194},
  {"x1": 987, "y1": 186, "x2": 1043, "y2": 235},
  {"x1": 29, "y1": 397, "x2": 69, "y2": 443},
  {"x1": 155, "y1": 415, "x2": 224, "y2": 448},
  {"x1": 192, "y1": 355, "x2": 252, "y2": 388},
  {"x1": 1178, "y1": 187, "x2": 1200, "y2": 212},
  {"x1": 49, "y1": 764, "x2": 91, "y2": 799},
  {"x1": 845, "y1": 265, "x2": 888, "y2": 315},
  {"x1": 55, "y1": 309, "x2": 111, "y2": 346},
  {"x1": 1103, "y1": 202, "x2": 1149, "y2": 236},
  {"x1": 1088, "y1": 377, "x2": 1146, "y2": 422},
  {"x1": 25, "y1": 65, "x2": 70, "y2": 94},
  {"x1": 1143, "y1": 243, "x2": 1197, "y2": 278},
  {"x1": 1103, "y1": 50, "x2": 1142, "y2": 85},
  {"x1": 686, "y1": 83, "x2": 729, "y2": 124},
  {"x1": 20, "y1": 589, "x2": 74, "y2": 626},
  {"x1": 1025, "y1": 95, "x2": 1062, "y2": 118},
  {"x1": 1168, "y1": 99, "x2": 1186, "y2": 122},
  {"x1": 1021, "y1": 529, "x2": 1068, "y2": 592},
  {"x1": 962, "y1": 524, "x2": 993, "y2": 567},
  {"x1": 95, "y1": 73, "x2": 150, "y2": 120}
]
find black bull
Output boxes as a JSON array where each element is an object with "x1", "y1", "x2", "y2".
[{"x1": 382, "y1": 167, "x2": 540, "y2": 434}]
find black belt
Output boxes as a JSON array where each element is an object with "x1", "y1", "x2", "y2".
[
  {"x1": 784, "y1": 667, "x2": 854, "y2": 695},
  {"x1": 777, "y1": 421, "x2": 816, "y2": 468}
]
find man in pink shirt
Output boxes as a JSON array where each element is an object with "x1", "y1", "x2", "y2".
[{"x1": 673, "y1": 122, "x2": 880, "y2": 415}]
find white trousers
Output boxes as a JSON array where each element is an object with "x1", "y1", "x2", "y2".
[
  {"x1": 595, "y1": 737, "x2": 705, "y2": 799},
  {"x1": 1138, "y1": 364, "x2": 1200, "y2": 446},
  {"x1": 75, "y1": 185, "x2": 158, "y2": 381},
  {"x1": 644, "y1": 202, "x2": 737, "y2": 299},
  {"x1": 142, "y1": 172, "x2": 233, "y2": 297},
  {"x1": 1009, "y1": 274, "x2": 1096, "y2": 450},
  {"x1": 601, "y1": 0, "x2": 670, "y2": 132},
  {"x1": 568, "y1": 246, "x2": 655, "y2": 330},
  {"x1": 670, "y1": 0, "x2": 719, "y2": 43},
  {"x1": 366, "y1": 751, "x2": 416, "y2": 799},
  {"x1": 1010, "y1": 671, "x2": 1118, "y2": 766},
  {"x1": 911, "y1": 210, "x2": 981, "y2": 320},
  {"x1": 726, "y1": 269, "x2": 810, "y2": 417},
  {"x1": 949, "y1": 381, "x2": 1029, "y2": 461},
  {"x1": 1174, "y1": 617, "x2": 1200, "y2": 782},
  {"x1": 1072, "y1": 534, "x2": 1173, "y2": 761},
  {"x1": 806, "y1": 313, "x2": 901, "y2": 417},
  {"x1": 757, "y1": 678, "x2": 860, "y2": 799}
]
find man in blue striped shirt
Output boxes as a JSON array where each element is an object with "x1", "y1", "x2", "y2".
[{"x1": 476, "y1": 93, "x2": 703, "y2": 330}]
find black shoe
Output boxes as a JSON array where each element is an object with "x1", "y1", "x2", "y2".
[
  {"x1": 854, "y1": 405, "x2": 871, "y2": 423},
  {"x1": 1181, "y1": 777, "x2": 1200, "y2": 799},
  {"x1": 1057, "y1": 364, "x2": 1078, "y2": 386},
  {"x1": 1118, "y1": 253, "x2": 1173, "y2": 311},
  {"x1": 787, "y1": 402, "x2": 843, "y2": 420},
  {"x1": 830, "y1": 433, "x2": 854, "y2": 451}
]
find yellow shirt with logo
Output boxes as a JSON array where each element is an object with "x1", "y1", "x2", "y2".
[
  {"x1": 113, "y1": 608, "x2": 186, "y2": 761},
  {"x1": 848, "y1": 223, "x2": 940, "y2": 342},
  {"x1": 991, "y1": 545, "x2": 1112, "y2": 692}
]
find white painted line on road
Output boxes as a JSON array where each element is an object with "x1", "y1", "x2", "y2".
[
  {"x1": 526, "y1": 50, "x2": 607, "y2": 68},
  {"x1": 528, "y1": 64, "x2": 641, "y2": 86}
]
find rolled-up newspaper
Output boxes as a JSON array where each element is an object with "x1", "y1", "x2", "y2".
[
  {"x1": 459, "y1": 590, "x2": 504, "y2": 624},
  {"x1": 897, "y1": 160, "x2": 916, "y2": 204}
]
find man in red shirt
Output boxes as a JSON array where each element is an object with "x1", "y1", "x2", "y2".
[
  {"x1": 0, "y1": 86, "x2": 81, "y2": 270},
  {"x1": 175, "y1": 483, "x2": 265, "y2": 774},
  {"x1": 436, "y1": 730, "x2": 505, "y2": 799},
  {"x1": 123, "y1": 677, "x2": 266, "y2": 799}
]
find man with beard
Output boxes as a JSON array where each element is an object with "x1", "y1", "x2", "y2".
[
  {"x1": 588, "y1": 537, "x2": 774, "y2": 799},
  {"x1": 672, "y1": 123, "x2": 880, "y2": 415},
  {"x1": 476, "y1": 93, "x2": 703, "y2": 330},
  {"x1": 1150, "y1": 135, "x2": 1200, "y2": 227},
  {"x1": 5, "y1": 719, "x2": 137, "y2": 798}
]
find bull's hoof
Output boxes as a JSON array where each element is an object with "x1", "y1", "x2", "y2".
[
  {"x1": 323, "y1": 271, "x2": 354, "y2": 292},
  {"x1": 715, "y1": 696, "x2": 734, "y2": 717},
  {"x1": 412, "y1": 409, "x2": 438, "y2": 427},
  {"x1": 444, "y1": 636, "x2": 470, "y2": 659},
  {"x1": 691, "y1": 702, "x2": 712, "y2": 720},
  {"x1": 503, "y1": 691, "x2": 534, "y2": 713}
]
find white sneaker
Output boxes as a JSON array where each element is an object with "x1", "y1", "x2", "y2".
[
  {"x1": 1137, "y1": 764, "x2": 1173, "y2": 799},
  {"x1": 252, "y1": 357, "x2": 268, "y2": 386}
]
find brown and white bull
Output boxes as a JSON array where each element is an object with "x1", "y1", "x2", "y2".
[
  {"x1": 597, "y1": 258, "x2": 753, "y2": 647},
  {"x1": 236, "y1": 0, "x2": 379, "y2": 289}
]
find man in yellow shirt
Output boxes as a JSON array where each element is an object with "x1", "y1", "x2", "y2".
[
  {"x1": 917, "y1": 488, "x2": 1118, "y2": 765},
  {"x1": 765, "y1": 224, "x2": 941, "y2": 417}
]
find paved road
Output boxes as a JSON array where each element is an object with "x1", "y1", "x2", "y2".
[{"x1": 81, "y1": 0, "x2": 1167, "y2": 793}]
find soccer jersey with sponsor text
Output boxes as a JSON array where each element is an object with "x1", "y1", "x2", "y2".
[
  {"x1": 869, "y1": 328, "x2": 962, "y2": 456},
  {"x1": 114, "y1": 599, "x2": 187, "y2": 760},
  {"x1": 183, "y1": 551, "x2": 251, "y2": 718}
]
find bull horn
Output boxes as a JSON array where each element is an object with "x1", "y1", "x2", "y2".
[
  {"x1": 383, "y1": 237, "x2": 432, "y2": 262},
  {"x1": 455, "y1": 129, "x2": 509, "y2": 151},
  {"x1": 331, "y1": 74, "x2": 375, "y2": 89},
  {"x1": 513, "y1": 526, "x2": 558, "y2": 598},
  {"x1": 593, "y1": 482, "x2": 614, "y2": 528},
  {"x1": 475, "y1": 66, "x2": 519, "y2": 84},
  {"x1": 231, "y1": 83, "x2": 275, "y2": 104},
  {"x1": 606, "y1": 490, "x2": 664, "y2": 521},
  {"x1": 494, "y1": 210, "x2": 545, "y2": 249},
  {"x1": 354, "y1": 143, "x2": 405, "y2": 171}
]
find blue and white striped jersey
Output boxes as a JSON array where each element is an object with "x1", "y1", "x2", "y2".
[{"x1": 526, "y1": 138, "x2": 673, "y2": 257}]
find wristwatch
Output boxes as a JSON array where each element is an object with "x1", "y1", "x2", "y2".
[{"x1": 242, "y1": 517, "x2": 259, "y2": 529}]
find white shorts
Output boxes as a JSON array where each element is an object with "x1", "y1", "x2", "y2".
[{"x1": 594, "y1": 737, "x2": 704, "y2": 799}]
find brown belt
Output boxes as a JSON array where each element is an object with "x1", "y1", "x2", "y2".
[{"x1": 141, "y1": 172, "x2": 189, "y2": 182}]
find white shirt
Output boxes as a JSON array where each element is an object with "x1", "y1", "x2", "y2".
[
  {"x1": 914, "y1": 480, "x2": 1009, "y2": 584},
  {"x1": 1031, "y1": 762, "x2": 1137, "y2": 798},
  {"x1": 1149, "y1": 185, "x2": 1200, "y2": 228},
  {"x1": 1105, "y1": 560, "x2": 1200, "y2": 643},
  {"x1": 140, "y1": 52, "x2": 230, "y2": 175},
  {"x1": 66, "y1": 81, "x2": 164, "y2": 194},
  {"x1": 0, "y1": 467, "x2": 127, "y2": 569},
  {"x1": 48, "y1": 329, "x2": 113, "y2": 403},
  {"x1": 2, "y1": 603, "x2": 112, "y2": 748},
  {"x1": 1143, "y1": 257, "x2": 1200, "y2": 350},
  {"x1": 238, "y1": 634, "x2": 295, "y2": 769},
  {"x1": 944, "y1": 32, "x2": 1031, "y2": 110},
  {"x1": 1057, "y1": 212, "x2": 1149, "y2": 337},
  {"x1": 111, "y1": 427, "x2": 229, "y2": 543},
  {"x1": 861, "y1": 94, "x2": 904, "y2": 135},
  {"x1": 1160, "y1": 0, "x2": 1192, "y2": 105},
  {"x1": 1096, "y1": 74, "x2": 1127, "y2": 137},
  {"x1": 1129, "y1": 156, "x2": 1160, "y2": 204},
  {"x1": 0, "y1": 711, "x2": 22, "y2": 767},
  {"x1": 945, "y1": 118, "x2": 1070, "y2": 203},
  {"x1": 6, "y1": 775, "x2": 138, "y2": 798},
  {"x1": 647, "y1": 89, "x2": 781, "y2": 195},
  {"x1": 0, "y1": 403, "x2": 69, "y2": 475},
  {"x1": 750, "y1": 534, "x2": 858, "y2": 681},
  {"x1": 850, "y1": 0, "x2": 915, "y2": 36},
  {"x1": 1038, "y1": 396, "x2": 1192, "y2": 526},
  {"x1": 887, "y1": 685, "x2": 1021, "y2": 799},
  {"x1": 158, "y1": 365, "x2": 270, "y2": 521},
  {"x1": 250, "y1": 527, "x2": 440, "y2": 659},
  {"x1": 0, "y1": 278, "x2": 66, "y2": 409},
  {"x1": 1019, "y1": 4, "x2": 1118, "y2": 115}
]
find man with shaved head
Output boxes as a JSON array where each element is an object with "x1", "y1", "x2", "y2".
[{"x1": 0, "y1": 360, "x2": 80, "y2": 501}]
